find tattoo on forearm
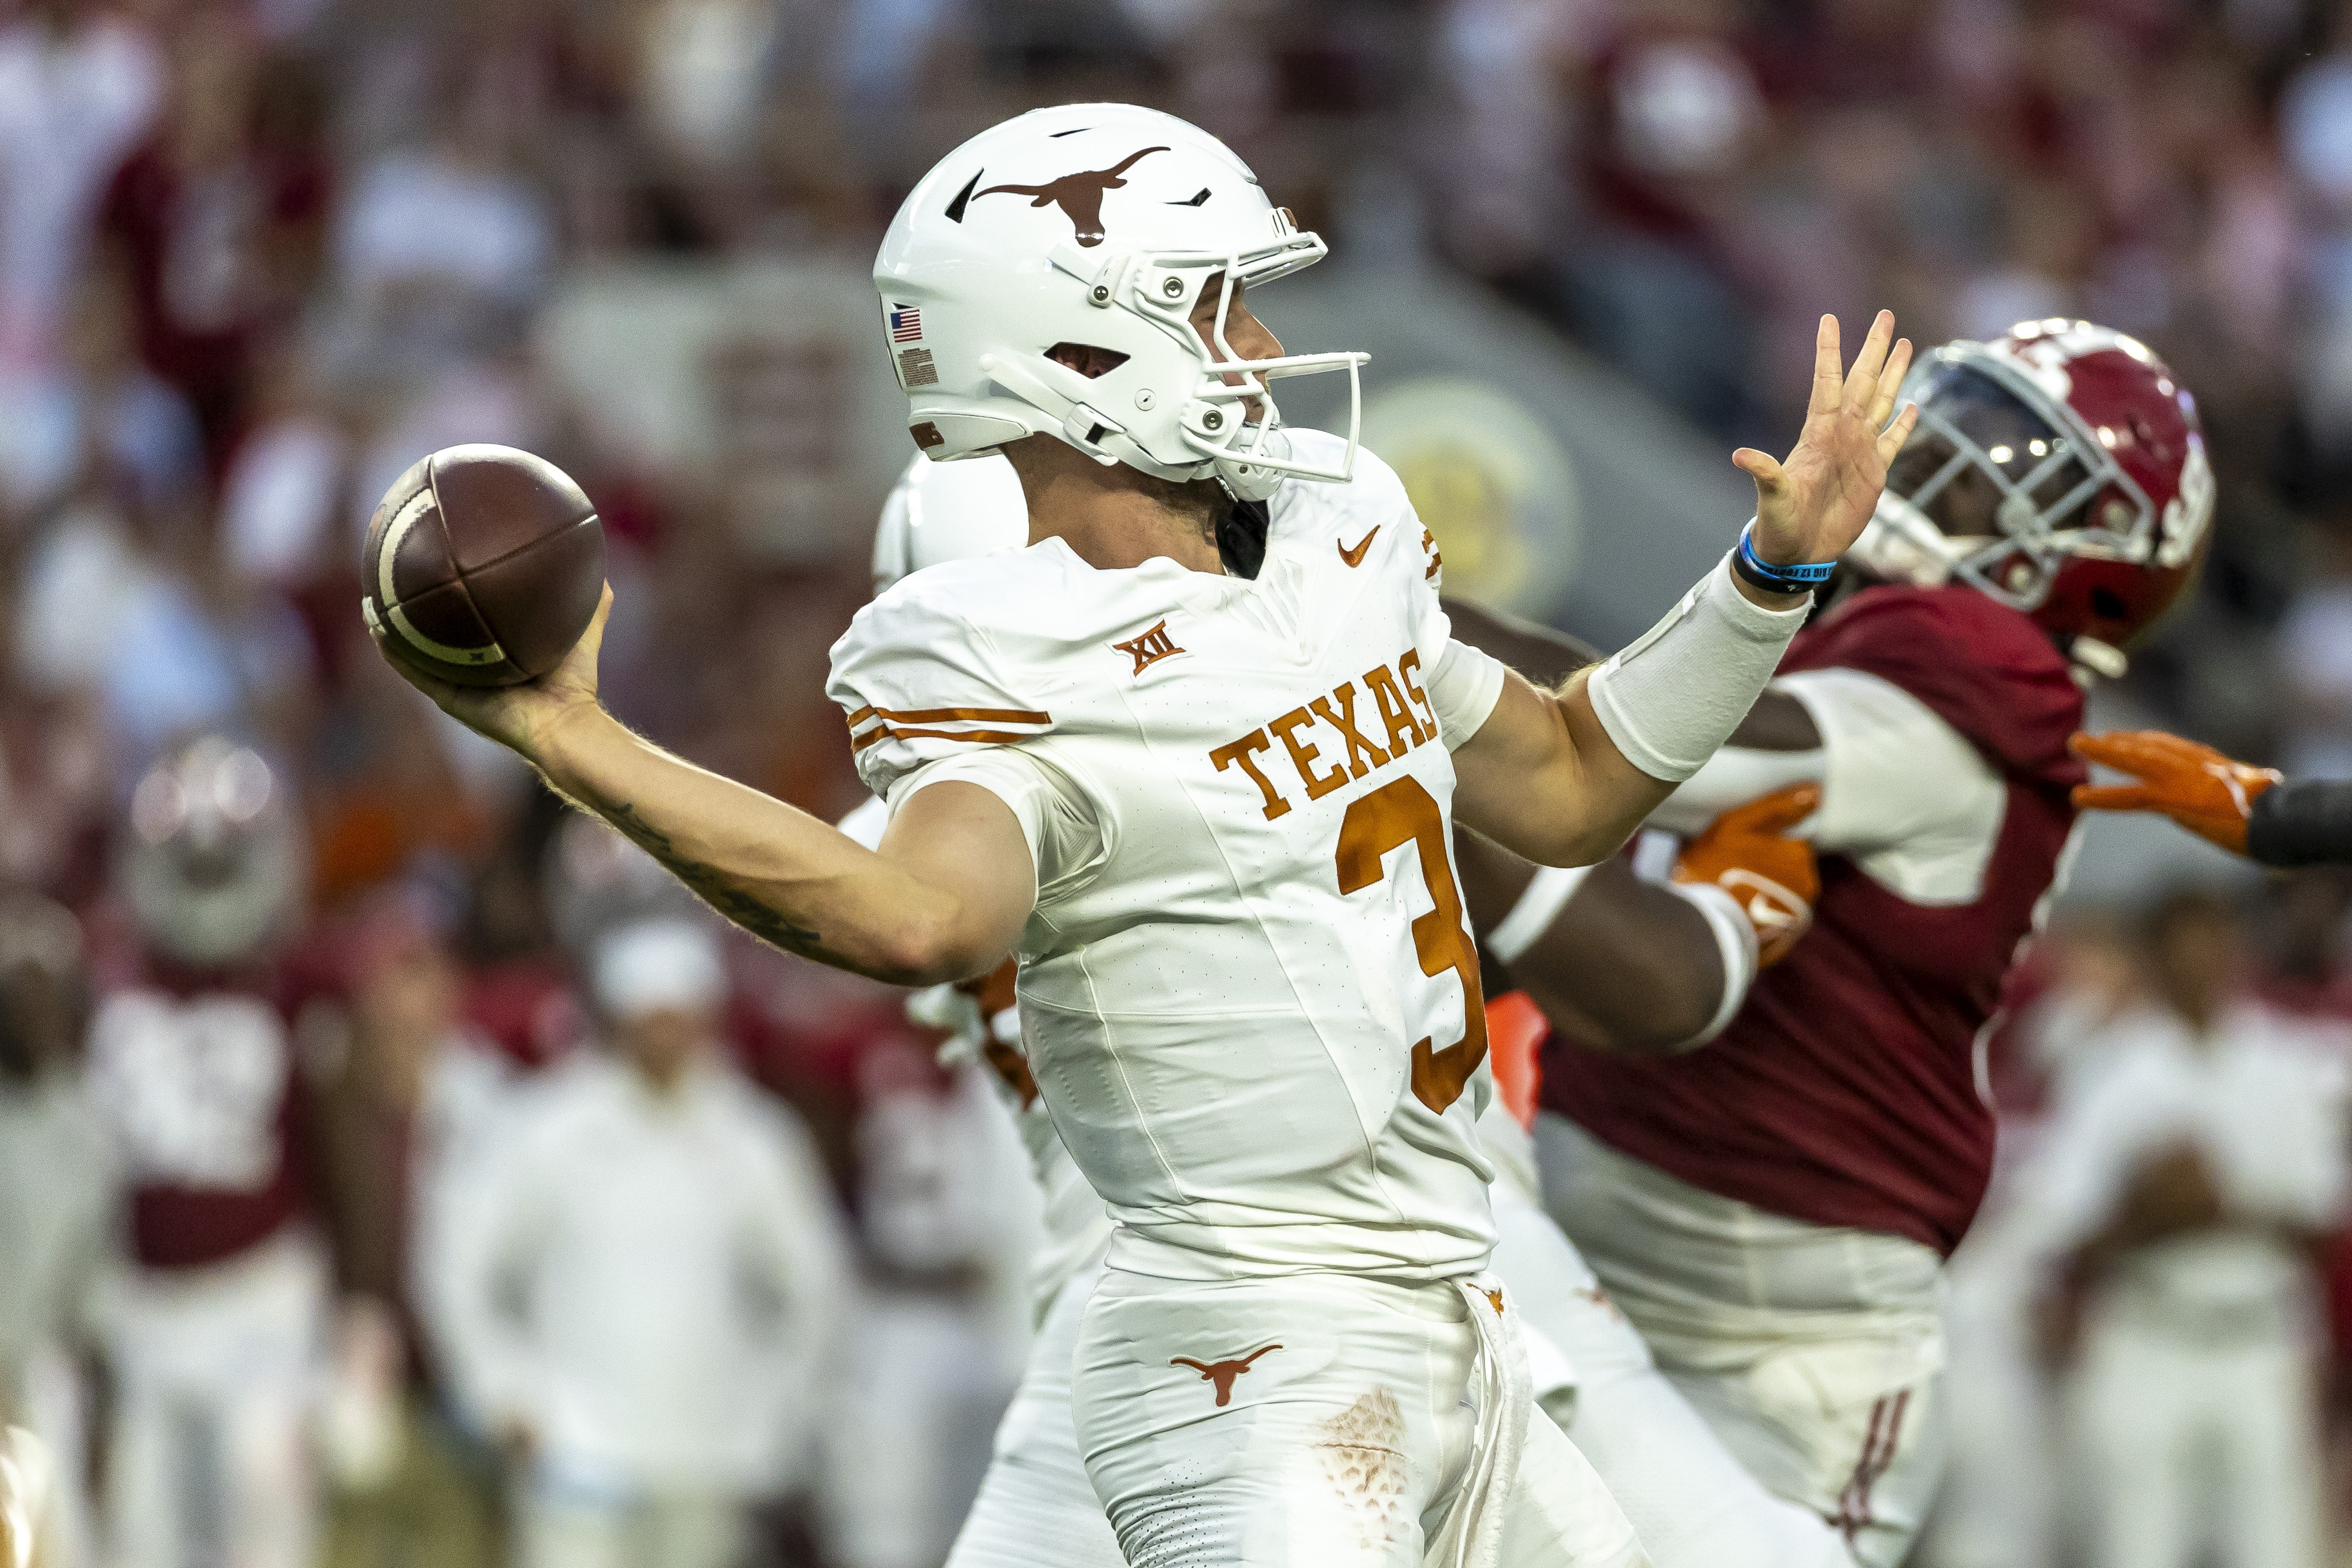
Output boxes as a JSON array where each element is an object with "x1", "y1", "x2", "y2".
[{"x1": 602, "y1": 801, "x2": 824, "y2": 956}]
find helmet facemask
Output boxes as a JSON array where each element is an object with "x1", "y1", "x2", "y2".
[
  {"x1": 1852, "y1": 349, "x2": 2156, "y2": 610},
  {"x1": 978, "y1": 223, "x2": 1368, "y2": 500}
]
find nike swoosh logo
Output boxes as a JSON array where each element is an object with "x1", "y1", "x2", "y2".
[{"x1": 1337, "y1": 528, "x2": 1378, "y2": 567}]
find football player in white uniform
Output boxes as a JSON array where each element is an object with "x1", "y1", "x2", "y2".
[
  {"x1": 378, "y1": 102, "x2": 1915, "y2": 1567},
  {"x1": 869, "y1": 454, "x2": 1850, "y2": 1568}
]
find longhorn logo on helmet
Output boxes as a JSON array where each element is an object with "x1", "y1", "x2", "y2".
[{"x1": 973, "y1": 148, "x2": 1169, "y2": 247}]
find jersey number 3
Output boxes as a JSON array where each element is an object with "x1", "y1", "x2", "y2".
[{"x1": 1336, "y1": 777, "x2": 1488, "y2": 1114}]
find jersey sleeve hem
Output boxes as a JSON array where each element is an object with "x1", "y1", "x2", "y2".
[{"x1": 1428, "y1": 638, "x2": 1508, "y2": 751}]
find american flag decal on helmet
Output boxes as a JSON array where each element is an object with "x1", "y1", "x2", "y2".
[{"x1": 889, "y1": 306, "x2": 924, "y2": 343}]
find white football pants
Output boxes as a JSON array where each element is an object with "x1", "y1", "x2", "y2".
[
  {"x1": 1490, "y1": 1186, "x2": 1854, "y2": 1568},
  {"x1": 953, "y1": 1207, "x2": 1850, "y2": 1568},
  {"x1": 1072, "y1": 1266, "x2": 1645, "y2": 1568},
  {"x1": 1538, "y1": 1115, "x2": 1944, "y2": 1568},
  {"x1": 946, "y1": 1259, "x2": 1124, "y2": 1568},
  {"x1": 100, "y1": 1233, "x2": 324, "y2": 1568},
  {"x1": 2065, "y1": 1304, "x2": 2323, "y2": 1568},
  {"x1": 4, "y1": 1424, "x2": 56, "y2": 1568}
]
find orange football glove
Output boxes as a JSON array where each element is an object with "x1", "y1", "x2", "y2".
[
  {"x1": 1673, "y1": 783, "x2": 1822, "y2": 967},
  {"x1": 2068, "y1": 730, "x2": 2280, "y2": 856},
  {"x1": 1484, "y1": 991, "x2": 1547, "y2": 1132}
]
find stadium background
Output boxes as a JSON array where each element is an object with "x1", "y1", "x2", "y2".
[{"x1": 1, "y1": 0, "x2": 2349, "y2": 1562}]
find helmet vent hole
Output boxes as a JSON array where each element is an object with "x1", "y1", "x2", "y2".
[
  {"x1": 1047, "y1": 343, "x2": 1129, "y2": 379},
  {"x1": 944, "y1": 171, "x2": 982, "y2": 223},
  {"x1": 2092, "y1": 588, "x2": 2128, "y2": 621}
]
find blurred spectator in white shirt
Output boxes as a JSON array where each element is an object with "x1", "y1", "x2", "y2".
[
  {"x1": 307, "y1": 892, "x2": 508, "y2": 1568},
  {"x1": 217, "y1": 337, "x2": 345, "y2": 601},
  {"x1": 2283, "y1": 28, "x2": 2352, "y2": 454},
  {"x1": 427, "y1": 917, "x2": 849, "y2": 1568},
  {"x1": 0, "y1": 893, "x2": 112, "y2": 1568},
  {"x1": 331, "y1": 50, "x2": 553, "y2": 390},
  {"x1": 335, "y1": 149, "x2": 549, "y2": 311},
  {"x1": 2028, "y1": 890, "x2": 2349, "y2": 1568},
  {"x1": 0, "y1": 0, "x2": 160, "y2": 375}
]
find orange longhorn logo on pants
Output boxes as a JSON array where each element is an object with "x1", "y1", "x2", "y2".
[{"x1": 1170, "y1": 1344, "x2": 1285, "y2": 1407}]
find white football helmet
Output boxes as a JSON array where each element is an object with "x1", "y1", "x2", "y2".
[
  {"x1": 872, "y1": 103, "x2": 1366, "y2": 500},
  {"x1": 870, "y1": 451, "x2": 1031, "y2": 595}
]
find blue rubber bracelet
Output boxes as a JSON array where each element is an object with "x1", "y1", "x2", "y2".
[{"x1": 1733, "y1": 524, "x2": 1836, "y2": 592}]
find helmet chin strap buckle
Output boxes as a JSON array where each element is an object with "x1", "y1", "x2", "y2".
[
  {"x1": 1060, "y1": 403, "x2": 1127, "y2": 464},
  {"x1": 1214, "y1": 424, "x2": 1292, "y2": 503}
]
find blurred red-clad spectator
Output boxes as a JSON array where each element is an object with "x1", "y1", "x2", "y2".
[{"x1": 98, "y1": 15, "x2": 330, "y2": 472}]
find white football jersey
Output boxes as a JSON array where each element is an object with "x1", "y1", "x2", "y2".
[
  {"x1": 1004, "y1": 1079, "x2": 1115, "y2": 1306},
  {"x1": 842, "y1": 791, "x2": 1114, "y2": 1306},
  {"x1": 829, "y1": 431, "x2": 1510, "y2": 1282}
]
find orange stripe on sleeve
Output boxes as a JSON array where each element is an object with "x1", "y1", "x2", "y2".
[{"x1": 872, "y1": 706, "x2": 1051, "y2": 725}]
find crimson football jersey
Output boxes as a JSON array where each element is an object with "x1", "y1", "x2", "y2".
[
  {"x1": 1544, "y1": 583, "x2": 2086, "y2": 1256},
  {"x1": 86, "y1": 961, "x2": 313, "y2": 1271}
]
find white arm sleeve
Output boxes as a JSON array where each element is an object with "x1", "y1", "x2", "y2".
[
  {"x1": 1485, "y1": 865, "x2": 1591, "y2": 965},
  {"x1": 1666, "y1": 881, "x2": 1760, "y2": 1047},
  {"x1": 1426, "y1": 638, "x2": 1509, "y2": 750},
  {"x1": 1481, "y1": 862, "x2": 1752, "y2": 1047},
  {"x1": 1585, "y1": 553, "x2": 1813, "y2": 782}
]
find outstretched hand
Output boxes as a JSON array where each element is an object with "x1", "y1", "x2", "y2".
[
  {"x1": 373, "y1": 583, "x2": 613, "y2": 762},
  {"x1": 2068, "y1": 730, "x2": 2279, "y2": 856},
  {"x1": 1736, "y1": 311, "x2": 1918, "y2": 575}
]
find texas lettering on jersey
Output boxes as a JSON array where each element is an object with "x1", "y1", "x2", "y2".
[{"x1": 1209, "y1": 648, "x2": 1436, "y2": 821}]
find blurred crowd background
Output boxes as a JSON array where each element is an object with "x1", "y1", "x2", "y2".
[{"x1": 9, "y1": 0, "x2": 2352, "y2": 1565}]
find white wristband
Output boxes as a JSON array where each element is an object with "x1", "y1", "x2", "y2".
[
  {"x1": 1586, "y1": 551, "x2": 1812, "y2": 783},
  {"x1": 1485, "y1": 865, "x2": 1591, "y2": 965},
  {"x1": 1667, "y1": 881, "x2": 1759, "y2": 1047}
]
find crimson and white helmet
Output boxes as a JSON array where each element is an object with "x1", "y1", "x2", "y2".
[
  {"x1": 872, "y1": 103, "x2": 1366, "y2": 500},
  {"x1": 118, "y1": 735, "x2": 304, "y2": 968},
  {"x1": 870, "y1": 452, "x2": 1030, "y2": 595},
  {"x1": 1851, "y1": 319, "x2": 2214, "y2": 667}
]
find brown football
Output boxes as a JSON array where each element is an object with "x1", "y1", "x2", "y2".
[{"x1": 362, "y1": 445, "x2": 605, "y2": 687}]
